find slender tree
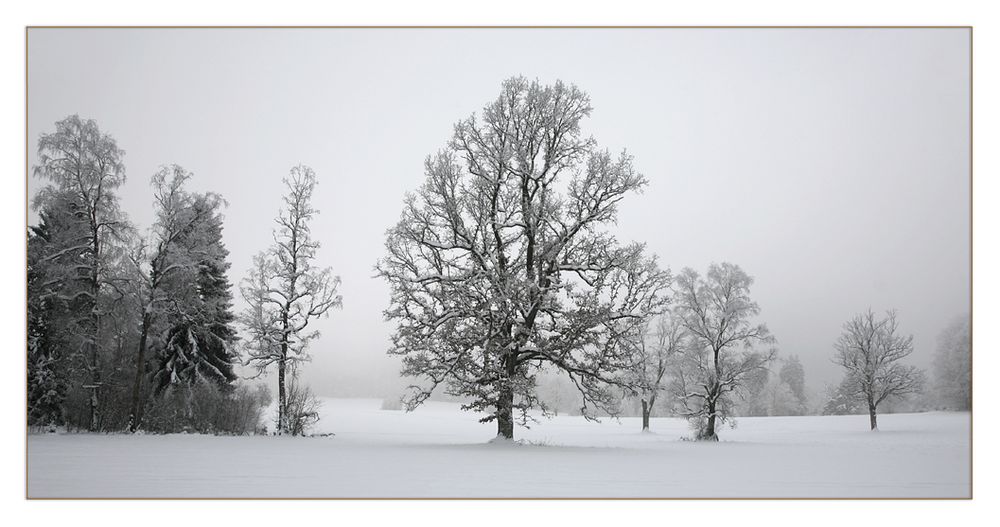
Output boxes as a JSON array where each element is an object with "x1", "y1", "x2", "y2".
[
  {"x1": 240, "y1": 165, "x2": 342, "y2": 435},
  {"x1": 833, "y1": 309, "x2": 925, "y2": 430},
  {"x1": 632, "y1": 312, "x2": 684, "y2": 431},
  {"x1": 670, "y1": 263, "x2": 775, "y2": 441},
  {"x1": 33, "y1": 115, "x2": 130, "y2": 431},
  {"x1": 377, "y1": 77, "x2": 671, "y2": 439}
]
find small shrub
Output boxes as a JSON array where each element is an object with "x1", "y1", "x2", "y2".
[
  {"x1": 380, "y1": 397, "x2": 403, "y2": 411},
  {"x1": 284, "y1": 380, "x2": 321, "y2": 436},
  {"x1": 143, "y1": 379, "x2": 271, "y2": 435}
]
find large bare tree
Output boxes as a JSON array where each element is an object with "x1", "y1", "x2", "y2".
[
  {"x1": 833, "y1": 309, "x2": 925, "y2": 430},
  {"x1": 241, "y1": 165, "x2": 342, "y2": 435},
  {"x1": 377, "y1": 77, "x2": 671, "y2": 440},
  {"x1": 670, "y1": 263, "x2": 775, "y2": 441},
  {"x1": 33, "y1": 115, "x2": 130, "y2": 431}
]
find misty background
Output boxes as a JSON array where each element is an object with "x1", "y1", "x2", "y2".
[{"x1": 26, "y1": 28, "x2": 970, "y2": 401}]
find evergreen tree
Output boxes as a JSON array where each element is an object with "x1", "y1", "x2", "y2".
[
  {"x1": 152, "y1": 192, "x2": 239, "y2": 394},
  {"x1": 27, "y1": 194, "x2": 99, "y2": 427},
  {"x1": 27, "y1": 213, "x2": 66, "y2": 426}
]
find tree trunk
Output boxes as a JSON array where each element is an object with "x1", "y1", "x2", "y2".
[
  {"x1": 700, "y1": 347, "x2": 721, "y2": 441},
  {"x1": 88, "y1": 218, "x2": 102, "y2": 432},
  {"x1": 88, "y1": 381, "x2": 100, "y2": 432},
  {"x1": 277, "y1": 358, "x2": 287, "y2": 435},
  {"x1": 497, "y1": 384, "x2": 514, "y2": 439},
  {"x1": 277, "y1": 297, "x2": 292, "y2": 435},
  {"x1": 641, "y1": 399, "x2": 650, "y2": 431},
  {"x1": 868, "y1": 396, "x2": 878, "y2": 431},
  {"x1": 87, "y1": 330, "x2": 101, "y2": 432},
  {"x1": 87, "y1": 294, "x2": 102, "y2": 432},
  {"x1": 496, "y1": 352, "x2": 516, "y2": 440},
  {"x1": 127, "y1": 310, "x2": 153, "y2": 432},
  {"x1": 702, "y1": 397, "x2": 719, "y2": 441}
]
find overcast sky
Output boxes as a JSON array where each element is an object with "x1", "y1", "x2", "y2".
[{"x1": 27, "y1": 28, "x2": 970, "y2": 397}]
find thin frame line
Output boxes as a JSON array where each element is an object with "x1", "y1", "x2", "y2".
[{"x1": 23, "y1": 25, "x2": 974, "y2": 501}]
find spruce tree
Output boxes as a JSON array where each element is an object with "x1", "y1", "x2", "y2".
[
  {"x1": 27, "y1": 195, "x2": 99, "y2": 427},
  {"x1": 152, "y1": 193, "x2": 239, "y2": 394},
  {"x1": 27, "y1": 214, "x2": 65, "y2": 427}
]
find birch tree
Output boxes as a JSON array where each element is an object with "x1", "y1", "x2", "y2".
[
  {"x1": 377, "y1": 77, "x2": 672, "y2": 440},
  {"x1": 33, "y1": 115, "x2": 130, "y2": 431},
  {"x1": 240, "y1": 165, "x2": 342, "y2": 435},
  {"x1": 670, "y1": 263, "x2": 775, "y2": 441},
  {"x1": 833, "y1": 309, "x2": 925, "y2": 430}
]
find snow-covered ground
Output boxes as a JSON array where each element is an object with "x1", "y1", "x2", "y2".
[{"x1": 27, "y1": 398, "x2": 970, "y2": 498}]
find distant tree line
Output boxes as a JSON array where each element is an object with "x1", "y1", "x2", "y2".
[{"x1": 627, "y1": 306, "x2": 965, "y2": 433}]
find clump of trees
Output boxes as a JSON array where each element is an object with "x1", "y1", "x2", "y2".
[
  {"x1": 126, "y1": 166, "x2": 237, "y2": 431},
  {"x1": 27, "y1": 115, "x2": 272, "y2": 434},
  {"x1": 378, "y1": 77, "x2": 672, "y2": 440},
  {"x1": 735, "y1": 355, "x2": 808, "y2": 418},
  {"x1": 30, "y1": 115, "x2": 130, "y2": 431},
  {"x1": 831, "y1": 309, "x2": 926, "y2": 430}
]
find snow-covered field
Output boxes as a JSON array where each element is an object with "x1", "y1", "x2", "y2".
[{"x1": 27, "y1": 398, "x2": 970, "y2": 498}]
